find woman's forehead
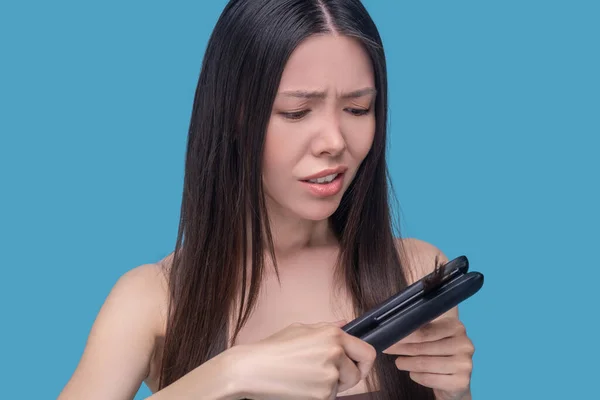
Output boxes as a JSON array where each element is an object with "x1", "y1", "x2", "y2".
[{"x1": 277, "y1": 34, "x2": 375, "y2": 93}]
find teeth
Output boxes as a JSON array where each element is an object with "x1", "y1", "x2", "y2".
[{"x1": 308, "y1": 173, "x2": 338, "y2": 184}]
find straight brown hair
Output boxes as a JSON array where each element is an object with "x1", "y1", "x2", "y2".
[{"x1": 159, "y1": 1, "x2": 435, "y2": 399}]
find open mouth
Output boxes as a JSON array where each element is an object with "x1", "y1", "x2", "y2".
[
  {"x1": 300, "y1": 172, "x2": 345, "y2": 197},
  {"x1": 303, "y1": 173, "x2": 339, "y2": 184}
]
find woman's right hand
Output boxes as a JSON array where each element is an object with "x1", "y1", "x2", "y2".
[{"x1": 231, "y1": 320, "x2": 377, "y2": 400}]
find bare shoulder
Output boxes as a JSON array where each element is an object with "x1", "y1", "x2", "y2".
[
  {"x1": 394, "y1": 237, "x2": 449, "y2": 285},
  {"x1": 106, "y1": 256, "x2": 170, "y2": 327},
  {"x1": 58, "y1": 257, "x2": 171, "y2": 400},
  {"x1": 119, "y1": 259, "x2": 169, "y2": 292},
  {"x1": 117, "y1": 259, "x2": 170, "y2": 318}
]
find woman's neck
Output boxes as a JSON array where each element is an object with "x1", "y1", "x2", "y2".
[
  {"x1": 269, "y1": 212, "x2": 336, "y2": 258},
  {"x1": 261, "y1": 197, "x2": 338, "y2": 259}
]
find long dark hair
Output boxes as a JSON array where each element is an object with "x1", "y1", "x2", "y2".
[{"x1": 159, "y1": 1, "x2": 435, "y2": 399}]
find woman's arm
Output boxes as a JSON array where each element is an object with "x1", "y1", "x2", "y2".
[
  {"x1": 144, "y1": 349, "x2": 245, "y2": 400},
  {"x1": 57, "y1": 264, "x2": 246, "y2": 400}
]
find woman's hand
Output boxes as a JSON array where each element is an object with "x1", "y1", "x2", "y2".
[
  {"x1": 232, "y1": 320, "x2": 377, "y2": 400},
  {"x1": 383, "y1": 316, "x2": 474, "y2": 400}
]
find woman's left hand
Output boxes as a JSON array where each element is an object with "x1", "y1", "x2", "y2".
[{"x1": 383, "y1": 316, "x2": 474, "y2": 400}]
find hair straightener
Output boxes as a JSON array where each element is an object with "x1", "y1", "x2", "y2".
[{"x1": 341, "y1": 255, "x2": 484, "y2": 353}]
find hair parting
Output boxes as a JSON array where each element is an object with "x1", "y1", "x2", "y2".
[{"x1": 158, "y1": 1, "x2": 435, "y2": 399}]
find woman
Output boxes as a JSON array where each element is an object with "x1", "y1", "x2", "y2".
[{"x1": 58, "y1": 1, "x2": 475, "y2": 399}]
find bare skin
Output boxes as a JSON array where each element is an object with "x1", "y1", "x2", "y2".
[
  {"x1": 146, "y1": 238, "x2": 454, "y2": 397},
  {"x1": 58, "y1": 238, "x2": 454, "y2": 400},
  {"x1": 59, "y1": 34, "x2": 473, "y2": 400}
]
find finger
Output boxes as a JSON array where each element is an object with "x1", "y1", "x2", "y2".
[
  {"x1": 409, "y1": 372, "x2": 471, "y2": 393},
  {"x1": 339, "y1": 334, "x2": 377, "y2": 380},
  {"x1": 391, "y1": 317, "x2": 465, "y2": 345},
  {"x1": 328, "y1": 382, "x2": 340, "y2": 400},
  {"x1": 394, "y1": 355, "x2": 459, "y2": 374},
  {"x1": 335, "y1": 353, "x2": 362, "y2": 393},
  {"x1": 386, "y1": 335, "x2": 475, "y2": 357}
]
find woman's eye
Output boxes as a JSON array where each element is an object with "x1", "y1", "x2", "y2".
[
  {"x1": 280, "y1": 110, "x2": 310, "y2": 120},
  {"x1": 345, "y1": 108, "x2": 371, "y2": 116}
]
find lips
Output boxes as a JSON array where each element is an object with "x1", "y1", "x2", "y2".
[
  {"x1": 306, "y1": 173, "x2": 339, "y2": 184},
  {"x1": 300, "y1": 166, "x2": 348, "y2": 181},
  {"x1": 300, "y1": 172, "x2": 345, "y2": 197}
]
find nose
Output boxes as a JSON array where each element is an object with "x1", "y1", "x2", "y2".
[{"x1": 311, "y1": 114, "x2": 346, "y2": 157}]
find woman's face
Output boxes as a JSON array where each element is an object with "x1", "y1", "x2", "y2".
[{"x1": 263, "y1": 34, "x2": 376, "y2": 221}]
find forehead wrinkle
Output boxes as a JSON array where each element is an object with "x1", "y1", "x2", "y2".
[
  {"x1": 278, "y1": 87, "x2": 376, "y2": 100},
  {"x1": 280, "y1": 90, "x2": 327, "y2": 100},
  {"x1": 340, "y1": 87, "x2": 377, "y2": 99}
]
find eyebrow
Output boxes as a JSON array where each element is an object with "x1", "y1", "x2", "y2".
[{"x1": 279, "y1": 87, "x2": 377, "y2": 99}]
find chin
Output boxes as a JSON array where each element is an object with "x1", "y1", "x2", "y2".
[{"x1": 295, "y1": 199, "x2": 342, "y2": 221}]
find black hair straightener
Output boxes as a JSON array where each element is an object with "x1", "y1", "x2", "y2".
[{"x1": 341, "y1": 255, "x2": 484, "y2": 353}]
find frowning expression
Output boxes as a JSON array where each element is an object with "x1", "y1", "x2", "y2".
[{"x1": 263, "y1": 34, "x2": 376, "y2": 221}]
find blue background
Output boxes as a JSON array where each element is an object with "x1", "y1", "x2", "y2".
[{"x1": 1, "y1": 0, "x2": 598, "y2": 398}]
